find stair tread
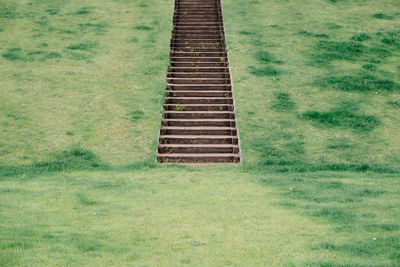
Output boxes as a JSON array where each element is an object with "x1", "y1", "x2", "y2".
[
  {"x1": 160, "y1": 135, "x2": 237, "y2": 138},
  {"x1": 168, "y1": 84, "x2": 231, "y2": 86},
  {"x1": 164, "y1": 104, "x2": 232, "y2": 106},
  {"x1": 168, "y1": 78, "x2": 229, "y2": 80},
  {"x1": 164, "y1": 119, "x2": 235, "y2": 121},
  {"x1": 161, "y1": 126, "x2": 236, "y2": 130},
  {"x1": 158, "y1": 153, "x2": 239, "y2": 157},
  {"x1": 159, "y1": 144, "x2": 238, "y2": 147},
  {"x1": 164, "y1": 110, "x2": 234, "y2": 113}
]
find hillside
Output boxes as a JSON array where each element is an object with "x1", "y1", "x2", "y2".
[{"x1": 0, "y1": 0, "x2": 399, "y2": 266}]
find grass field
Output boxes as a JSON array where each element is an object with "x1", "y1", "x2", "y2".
[{"x1": 1, "y1": 0, "x2": 400, "y2": 266}]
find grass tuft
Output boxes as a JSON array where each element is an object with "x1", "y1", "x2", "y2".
[
  {"x1": 272, "y1": 92, "x2": 295, "y2": 111},
  {"x1": 75, "y1": 192, "x2": 97, "y2": 205},
  {"x1": 127, "y1": 110, "x2": 144, "y2": 123},
  {"x1": 74, "y1": 7, "x2": 92, "y2": 15},
  {"x1": 312, "y1": 207, "x2": 355, "y2": 222},
  {"x1": 316, "y1": 74, "x2": 398, "y2": 92},
  {"x1": 132, "y1": 24, "x2": 152, "y2": 31},
  {"x1": 297, "y1": 29, "x2": 329, "y2": 38},
  {"x1": 301, "y1": 102, "x2": 380, "y2": 131},
  {"x1": 373, "y1": 13, "x2": 393, "y2": 20},
  {"x1": 362, "y1": 64, "x2": 377, "y2": 71},
  {"x1": 79, "y1": 22, "x2": 108, "y2": 33},
  {"x1": 0, "y1": 2, "x2": 17, "y2": 19},
  {"x1": 46, "y1": 8, "x2": 59, "y2": 15},
  {"x1": 248, "y1": 65, "x2": 280, "y2": 76},
  {"x1": 67, "y1": 41, "x2": 98, "y2": 51},
  {"x1": 351, "y1": 33, "x2": 371, "y2": 42},
  {"x1": 380, "y1": 31, "x2": 400, "y2": 49},
  {"x1": 312, "y1": 40, "x2": 363, "y2": 63},
  {"x1": 325, "y1": 22, "x2": 343, "y2": 29},
  {"x1": 238, "y1": 30, "x2": 253, "y2": 35},
  {"x1": 387, "y1": 99, "x2": 400, "y2": 107},
  {"x1": 2, "y1": 48, "x2": 26, "y2": 61}
]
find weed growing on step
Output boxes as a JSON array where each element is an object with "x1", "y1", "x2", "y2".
[{"x1": 175, "y1": 106, "x2": 185, "y2": 111}]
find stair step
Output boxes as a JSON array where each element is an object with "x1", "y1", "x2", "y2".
[
  {"x1": 162, "y1": 119, "x2": 235, "y2": 127},
  {"x1": 165, "y1": 97, "x2": 233, "y2": 104},
  {"x1": 168, "y1": 78, "x2": 230, "y2": 84},
  {"x1": 164, "y1": 111, "x2": 235, "y2": 119},
  {"x1": 171, "y1": 57, "x2": 226, "y2": 63},
  {"x1": 171, "y1": 52, "x2": 227, "y2": 57},
  {"x1": 171, "y1": 62, "x2": 227, "y2": 68},
  {"x1": 171, "y1": 47, "x2": 226, "y2": 52},
  {"x1": 157, "y1": 153, "x2": 240, "y2": 163},
  {"x1": 168, "y1": 72, "x2": 230, "y2": 78},
  {"x1": 169, "y1": 67, "x2": 228, "y2": 72},
  {"x1": 166, "y1": 90, "x2": 232, "y2": 97},
  {"x1": 158, "y1": 144, "x2": 239, "y2": 154},
  {"x1": 167, "y1": 84, "x2": 231, "y2": 90},
  {"x1": 160, "y1": 126, "x2": 236, "y2": 135},
  {"x1": 159, "y1": 135, "x2": 238, "y2": 144},
  {"x1": 163, "y1": 104, "x2": 233, "y2": 111}
]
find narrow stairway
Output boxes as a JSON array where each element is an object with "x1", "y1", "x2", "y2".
[{"x1": 157, "y1": 0, "x2": 241, "y2": 164}]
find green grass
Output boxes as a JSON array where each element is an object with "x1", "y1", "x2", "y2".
[{"x1": 1, "y1": 0, "x2": 400, "y2": 265}]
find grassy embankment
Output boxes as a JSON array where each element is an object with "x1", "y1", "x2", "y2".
[{"x1": 1, "y1": 0, "x2": 399, "y2": 265}]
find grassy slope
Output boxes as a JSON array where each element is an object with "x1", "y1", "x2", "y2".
[
  {"x1": 0, "y1": 0, "x2": 171, "y2": 166},
  {"x1": 1, "y1": 0, "x2": 400, "y2": 266},
  {"x1": 224, "y1": 0, "x2": 400, "y2": 170}
]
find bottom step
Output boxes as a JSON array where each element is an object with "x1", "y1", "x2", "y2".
[{"x1": 157, "y1": 153, "x2": 240, "y2": 163}]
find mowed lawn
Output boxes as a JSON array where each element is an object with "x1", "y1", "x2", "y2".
[{"x1": 1, "y1": 0, "x2": 400, "y2": 266}]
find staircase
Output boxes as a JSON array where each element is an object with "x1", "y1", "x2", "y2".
[{"x1": 157, "y1": 0, "x2": 241, "y2": 164}]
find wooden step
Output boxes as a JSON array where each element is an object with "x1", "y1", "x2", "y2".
[
  {"x1": 158, "y1": 144, "x2": 239, "y2": 153},
  {"x1": 160, "y1": 126, "x2": 236, "y2": 136},
  {"x1": 164, "y1": 111, "x2": 235, "y2": 119},
  {"x1": 159, "y1": 135, "x2": 238, "y2": 145},
  {"x1": 168, "y1": 78, "x2": 230, "y2": 84},
  {"x1": 162, "y1": 119, "x2": 235, "y2": 127},
  {"x1": 167, "y1": 84, "x2": 231, "y2": 90},
  {"x1": 167, "y1": 72, "x2": 230, "y2": 78},
  {"x1": 165, "y1": 90, "x2": 232, "y2": 97},
  {"x1": 165, "y1": 97, "x2": 233, "y2": 104},
  {"x1": 163, "y1": 104, "x2": 233, "y2": 111},
  {"x1": 157, "y1": 153, "x2": 240, "y2": 163}
]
